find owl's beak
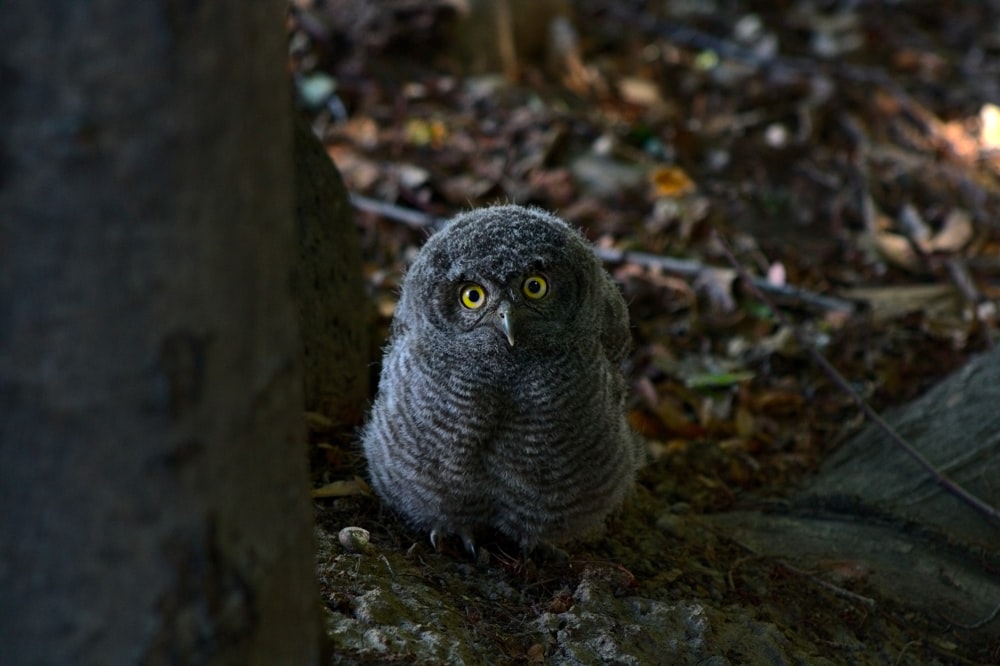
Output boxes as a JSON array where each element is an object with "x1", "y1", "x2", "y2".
[{"x1": 495, "y1": 301, "x2": 516, "y2": 346}]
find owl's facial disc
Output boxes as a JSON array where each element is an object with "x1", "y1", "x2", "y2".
[
  {"x1": 494, "y1": 300, "x2": 516, "y2": 346},
  {"x1": 457, "y1": 274, "x2": 552, "y2": 347}
]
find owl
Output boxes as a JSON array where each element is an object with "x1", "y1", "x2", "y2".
[{"x1": 362, "y1": 205, "x2": 644, "y2": 555}]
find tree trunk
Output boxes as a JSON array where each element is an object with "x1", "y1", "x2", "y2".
[
  {"x1": 0, "y1": 3, "x2": 319, "y2": 664},
  {"x1": 292, "y1": 117, "x2": 370, "y2": 425}
]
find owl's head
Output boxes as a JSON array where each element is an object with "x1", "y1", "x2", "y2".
[{"x1": 395, "y1": 205, "x2": 603, "y2": 352}]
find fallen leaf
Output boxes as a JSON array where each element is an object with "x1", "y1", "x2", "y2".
[
  {"x1": 312, "y1": 476, "x2": 371, "y2": 498},
  {"x1": 927, "y1": 209, "x2": 974, "y2": 253},
  {"x1": 305, "y1": 411, "x2": 335, "y2": 433},
  {"x1": 735, "y1": 405, "x2": 756, "y2": 439},
  {"x1": 649, "y1": 165, "x2": 696, "y2": 198},
  {"x1": 684, "y1": 370, "x2": 755, "y2": 389},
  {"x1": 619, "y1": 77, "x2": 664, "y2": 108},
  {"x1": 404, "y1": 118, "x2": 447, "y2": 148},
  {"x1": 980, "y1": 103, "x2": 1000, "y2": 149},
  {"x1": 842, "y1": 284, "x2": 959, "y2": 323},
  {"x1": 751, "y1": 389, "x2": 805, "y2": 414},
  {"x1": 866, "y1": 228, "x2": 922, "y2": 272},
  {"x1": 693, "y1": 267, "x2": 738, "y2": 313}
]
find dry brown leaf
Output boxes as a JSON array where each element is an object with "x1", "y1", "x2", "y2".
[
  {"x1": 618, "y1": 77, "x2": 664, "y2": 108},
  {"x1": 655, "y1": 394, "x2": 698, "y2": 433},
  {"x1": 305, "y1": 411, "x2": 335, "y2": 432},
  {"x1": 311, "y1": 476, "x2": 371, "y2": 498},
  {"x1": 927, "y1": 209, "x2": 974, "y2": 253},
  {"x1": 693, "y1": 267, "x2": 738, "y2": 314},
  {"x1": 751, "y1": 389, "x2": 805, "y2": 415},
  {"x1": 843, "y1": 284, "x2": 959, "y2": 323},
  {"x1": 327, "y1": 146, "x2": 380, "y2": 191},
  {"x1": 735, "y1": 405, "x2": 756, "y2": 439},
  {"x1": 866, "y1": 229, "x2": 922, "y2": 272}
]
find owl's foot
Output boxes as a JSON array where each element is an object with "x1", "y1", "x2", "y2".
[{"x1": 429, "y1": 527, "x2": 479, "y2": 560}]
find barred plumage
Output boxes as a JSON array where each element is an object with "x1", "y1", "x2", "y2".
[{"x1": 361, "y1": 205, "x2": 644, "y2": 553}]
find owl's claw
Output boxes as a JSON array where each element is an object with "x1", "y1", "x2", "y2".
[
  {"x1": 460, "y1": 531, "x2": 478, "y2": 559},
  {"x1": 428, "y1": 527, "x2": 479, "y2": 559}
]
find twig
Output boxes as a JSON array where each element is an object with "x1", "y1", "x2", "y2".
[
  {"x1": 351, "y1": 193, "x2": 443, "y2": 230},
  {"x1": 350, "y1": 194, "x2": 857, "y2": 313},
  {"x1": 713, "y1": 229, "x2": 1000, "y2": 527},
  {"x1": 776, "y1": 560, "x2": 877, "y2": 609},
  {"x1": 947, "y1": 598, "x2": 1000, "y2": 631},
  {"x1": 593, "y1": 246, "x2": 857, "y2": 313}
]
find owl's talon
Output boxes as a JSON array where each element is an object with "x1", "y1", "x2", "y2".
[
  {"x1": 460, "y1": 532, "x2": 478, "y2": 559},
  {"x1": 428, "y1": 528, "x2": 477, "y2": 558}
]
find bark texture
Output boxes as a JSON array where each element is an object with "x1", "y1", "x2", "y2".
[
  {"x1": 293, "y1": 117, "x2": 369, "y2": 424},
  {"x1": 810, "y1": 344, "x2": 1000, "y2": 545},
  {"x1": 0, "y1": 3, "x2": 319, "y2": 664}
]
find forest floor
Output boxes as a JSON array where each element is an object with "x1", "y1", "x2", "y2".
[{"x1": 290, "y1": 1, "x2": 1000, "y2": 663}]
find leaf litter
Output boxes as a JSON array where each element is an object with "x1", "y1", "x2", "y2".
[{"x1": 291, "y1": 1, "x2": 1000, "y2": 662}]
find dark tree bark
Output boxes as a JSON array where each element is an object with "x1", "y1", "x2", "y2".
[
  {"x1": 0, "y1": 3, "x2": 319, "y2": 665},
  {"x1": 292, "y1": 117, "x2": 370, "y2": 424}
]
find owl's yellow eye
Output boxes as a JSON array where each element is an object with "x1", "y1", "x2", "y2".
[
  {"x1": 522, "y1": 275, "x2": 549, "y2": 300},
  {"x1": 460, "y1": 283, "x2": 487, "y2": 309}
]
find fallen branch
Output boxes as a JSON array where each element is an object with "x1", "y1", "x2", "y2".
[
  {"x1": 949, "y1": 599, "x2": 1000, "y2": 631},
  {"x1": 350, "y1": 193, "x2": 858, "y2": 313},
  {"x1": 592, "y1": 246, "x2": 857, "y2": 313},
  {"x1": 351, "y1": 193, "x2": 444, "y2": 231}
]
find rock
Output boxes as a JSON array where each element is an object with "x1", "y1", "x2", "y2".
[{"x1": 535, "y1": 567, "x2": 829, "y2": 666}]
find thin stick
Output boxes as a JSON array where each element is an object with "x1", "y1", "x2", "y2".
[
  {"x1": 351, "y1": 193, "x2": 443, "y2": 230},
  {"x1": 350, "y1": 194, "x2": 857, "y2": 313},
  {"x1": 593, "y1": 246, "x2": 857, "y2": 313},
  {"x1": 776, "y1": 560, "x2": 877, "y2": 609},
  {"x1": 713, "y1": 229, "x2": 1000, "y2": 526},
  {"x1": 947, "y1": 599, "x2": 1000, "y2": 631}
]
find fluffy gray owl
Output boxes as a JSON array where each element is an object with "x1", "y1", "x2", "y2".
[{"x1": 362, "y1": 205, "x2": 643, "y2": 555}]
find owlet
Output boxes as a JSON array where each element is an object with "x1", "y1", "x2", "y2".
[{"x1": 362, "y1": 205, "x2": 644, "y2": 554}]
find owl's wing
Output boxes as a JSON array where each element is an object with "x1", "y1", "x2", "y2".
[{"x1": 599, "y1": 272, "x2": 631, "y2": 364}]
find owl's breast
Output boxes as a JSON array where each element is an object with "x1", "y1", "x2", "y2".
[
  {"x1": 482, "y1": 342, "x2": 635, "y2": 545},
  {"x1": 490, "y1": 342, "x2": 615, "y2": 443}
]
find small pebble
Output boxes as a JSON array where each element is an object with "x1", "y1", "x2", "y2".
[
  {"x1": 656, "y1": 513, "x2": 685, "y2": 538},
  {"x1": 669, "y1": 501, "x2": 692, "y2": 515},
  {"x1": 338, "y1": 526, "x2": 373, "y2": 554}
]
